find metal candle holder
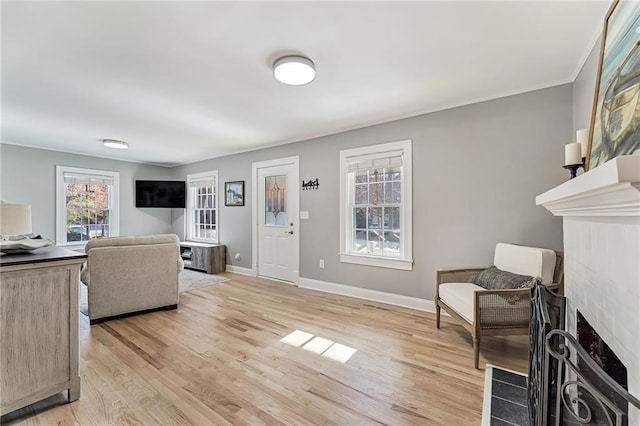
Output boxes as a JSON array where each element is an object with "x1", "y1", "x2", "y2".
[{"x1": 562, "y1": 157, "x2": 586, "y2": 180}]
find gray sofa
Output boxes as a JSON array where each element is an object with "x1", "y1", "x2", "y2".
[{"x1": 81, "y1": 234, "x2": 183, "y2": 324}]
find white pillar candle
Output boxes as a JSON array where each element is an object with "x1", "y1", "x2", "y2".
[
  {"x1": 576, "y1": 128, "x2": 589, "y2": 157},
  {"x1": 565, "y1": 143, "x2": 582, "y2": 165}
]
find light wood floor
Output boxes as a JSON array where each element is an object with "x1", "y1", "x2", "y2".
[{"x1": 2, "y1": 273, "x2": 528, "y2": 425}]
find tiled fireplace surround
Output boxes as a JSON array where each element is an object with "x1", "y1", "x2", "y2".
[{"x1": 537, "y1": 155, "x2": 640, "y2": 420}]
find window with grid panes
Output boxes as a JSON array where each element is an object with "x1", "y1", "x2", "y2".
[
  {"x1": 339, "y1": 140, "x2": 413, "y2": 271},
  {"x1": 55, "y1": 166, "x2": 120, "y2": 246},
  {"x1": 187, "y1": 171, "x2": 218, "y2": 242}
]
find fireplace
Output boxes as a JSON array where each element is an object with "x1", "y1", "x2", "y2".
[
  {"x1": 528, "y1": 284, "x2": 639, "y2": 425},
  {"x1": 535, "y1": 156, "x2": 640, "y2": 424},
  {"x1": 575, "y1": 310, "x2": 630, "y2": 425}
]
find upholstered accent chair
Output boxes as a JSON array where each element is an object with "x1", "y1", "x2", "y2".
[
  {"x1": 81, "y1": 234, "x2": 183, "y2": 324},
  {"x1": 436, "y1": 243, "x2": 564, "y2": 369}
]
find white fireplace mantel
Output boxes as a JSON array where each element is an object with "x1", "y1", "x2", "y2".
[{"x1": 536, "y1": 155, "x2": 640, "y2": 216}]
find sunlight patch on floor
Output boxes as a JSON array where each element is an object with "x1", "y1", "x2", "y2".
[
  {"x1": 280, "y1": 329, "x2": 357, "y2": 363},
  {"x1": 279, "y1": 329, "x2": 314, "y2": 347},
  {"x1": 322, "y1": 342, "x2": 358, "y2": 363},
  {"x1": 303, "y1": 337, "x2": 333, "y2": 354}
]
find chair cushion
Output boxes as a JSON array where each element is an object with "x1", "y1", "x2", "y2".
[
  {"x1": 494, "y1": 243, "x2": 556, "y2": 284},
  {"x1": 473, "y1": 266, "x2": 538, "y2": 290},
  {"x1": 439, "y1": 283, "x2": 487, "y2": 323}
]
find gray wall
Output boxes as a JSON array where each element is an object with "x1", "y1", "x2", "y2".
[
  {"x1": 173, "y1": 84, "x2": 571, "y2": 300},
  {"x1": 0, "y1": 144, "x2": 174, "y2": 241},
  {"x1": 1, "y1": 85, "x2": 572, "y2": 302},
  {"x1": 573, "y1": 37, "x2": 601, "y2": 131}
]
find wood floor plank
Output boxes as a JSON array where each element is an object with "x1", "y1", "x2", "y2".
[{"x1": 1, "y1": 273, "x2": 528, "y2": 425}]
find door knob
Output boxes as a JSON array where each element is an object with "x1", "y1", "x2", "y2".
[{"x1": 285, "y1": 230, "x2": 294, "y2": 235}]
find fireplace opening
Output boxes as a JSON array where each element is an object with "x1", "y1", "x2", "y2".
[
  {"x1": 577, "y1": 310, "x2": 629, "y2": 423},
  {"x1": 577, "y1": 311, "x2": 628, "y2": 391}
]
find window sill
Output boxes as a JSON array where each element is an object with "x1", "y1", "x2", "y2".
[
  {"x1": 187, "y1": 238, "x2": 219, "y2": 244},
  {"x1": 339, "y1": 253, "x2": 413, "y2": 271}
]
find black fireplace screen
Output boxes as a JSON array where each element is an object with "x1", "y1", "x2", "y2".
[
  {"x1": 528, "y1": 283, "x2": 640, "y2": 425},
  {"x1": 528, "y1": 283, "x2": 565, "y2": 426}
]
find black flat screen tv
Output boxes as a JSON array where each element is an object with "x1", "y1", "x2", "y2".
[{"x1": 136, "y1": 180, "x2": 186, "y2": 208}]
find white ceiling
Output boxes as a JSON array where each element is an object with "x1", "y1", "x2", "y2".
[{"x1": 2, "y1": 1, "x2": 610, "y2": 167}]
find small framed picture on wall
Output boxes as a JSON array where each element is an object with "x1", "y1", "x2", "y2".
[{"x1": 224, "y1": 181, "x2": 244, "y2": 206}]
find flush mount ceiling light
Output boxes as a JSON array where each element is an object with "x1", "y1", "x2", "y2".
[
  {"x1": 102, "y1": 139, "x2": 129, "y2": 149},
  {"x1": 273, "y1": 55, "x2": 316, "y2": 86}
]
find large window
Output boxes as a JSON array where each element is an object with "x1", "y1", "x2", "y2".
[
  {"x1": 56, "y1": 166, "x2": 120, "y2": 246},
  {"x1": 187, "y1": 171, "x2": 218, "y2": 242},
  {"x1": 339, "y1": 140, "x2": 413, "y2": 270}
]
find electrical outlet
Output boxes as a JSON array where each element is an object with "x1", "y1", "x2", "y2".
[{"x1": 319, "y1": 259, "x2": 325, "y2": 268}]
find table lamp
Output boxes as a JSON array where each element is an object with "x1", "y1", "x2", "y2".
[
  {"x1": 0, "y1": 203, "x2": 52, "y2": 254},
  {"x1": 0, "y1": 203, "x2": 32, "y2": 238}
]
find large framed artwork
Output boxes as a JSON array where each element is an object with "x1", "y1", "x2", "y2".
[{"x1": 586, "y1": 0, "x2": 640, "y2": 170}]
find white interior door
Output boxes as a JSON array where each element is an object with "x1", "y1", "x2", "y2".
[{"x1": 256, "y1": 161, "x2": 299, "y2": 283}]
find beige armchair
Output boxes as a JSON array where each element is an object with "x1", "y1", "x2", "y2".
[
  {"x1": 436, "y1": 243, "x2": 564, "y2": 369},
  {"x1": 81, "y1": 234, "x2": 183, "y2": 324}
]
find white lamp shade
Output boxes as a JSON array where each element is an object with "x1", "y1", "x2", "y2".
[
  {"x1": 273, "y1": 56, "x2": 316, "y2": 86},
  {"x1": 0, "y1": 204, "x2": 32, "y2": 235}
]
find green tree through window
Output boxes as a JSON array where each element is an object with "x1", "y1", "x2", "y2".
[{"x1": 56, "y1": 166, "x2": 119, "y2": 245}]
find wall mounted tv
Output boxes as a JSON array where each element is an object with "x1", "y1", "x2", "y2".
[{"x1": 135, "y1": 180, "x2": 186, "y2": 208}]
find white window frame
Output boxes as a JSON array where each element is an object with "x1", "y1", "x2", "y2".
[
  {"x1": 186, "y1": 170, "x2": 219, "y2": 243},
  {"x1": 55, "y1": 165, "x2": 120, "y2": 247},
  {"x1": 339, "y1": 139, "x2": 413, "y2": 271}
]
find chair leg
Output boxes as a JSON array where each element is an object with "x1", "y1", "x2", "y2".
[
  {"x1": 436, "y1": 305, "x2": 441, "y2": 329},
  {"x1": 473, "y1": 338, "x2": 480, "y2": 369}
]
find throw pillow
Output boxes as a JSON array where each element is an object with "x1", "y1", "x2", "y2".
[{"x1": 472, "y1": 265, "x2": 538, "y2": 290}]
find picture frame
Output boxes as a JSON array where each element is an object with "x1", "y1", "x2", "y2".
[
  {"x1": 224, "y1": 181, "x2": 245, "y2": 206},
  {"x1": 586, "y1": 0, "x2": 640, "y2": 171}
]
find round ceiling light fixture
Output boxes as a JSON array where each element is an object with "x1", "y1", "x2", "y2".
[
  {"x1": 102, "y1": 139, "x2": 129, "y2": 149},
  {"x1": 273, "y1": 55, "x2": 316, "y2": 86}
]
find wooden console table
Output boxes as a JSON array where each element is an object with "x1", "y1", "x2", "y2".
[
  {"x1": 179, "y1": 241, "x2": 226, "y2": 274},
  {"x1": 0, "y1": 247, "x2": 86, "y2": 416}
]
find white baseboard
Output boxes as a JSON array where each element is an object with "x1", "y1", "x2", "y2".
[
  {"x1": 298, "y1": 277, "x2": 437, "y2": 313},
  {"x1": 225, "y1": 265, "x2": 256, "y2": 276}
]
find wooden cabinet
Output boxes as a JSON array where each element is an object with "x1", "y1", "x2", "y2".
[
  {"x1": 179, "y1": 242, "x2": 226, "y2": 274},
  {"x1": 0, "y1": 247, "x2": 86, "y2": 416}
]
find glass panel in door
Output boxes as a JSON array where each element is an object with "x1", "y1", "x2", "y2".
[{"x1": 265, "y1": 174, "x2": 287, "y2": 226}]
